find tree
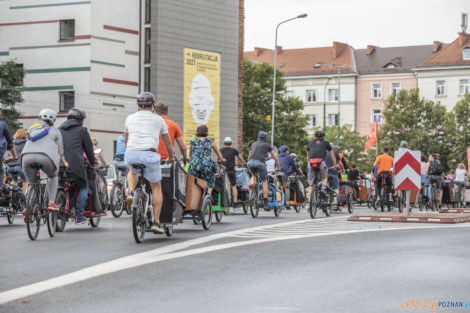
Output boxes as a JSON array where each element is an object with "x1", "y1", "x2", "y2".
[
  {"x1": 0, "y1": 61, "x2": 24, "y2": 132},
  {"x1": 380, "y1": 88, "x2": 455, "y2": 171},
  {"x1": 447, "y1": 93, "x2": 470, "y2": 169},
  {"x1": 242, "y1": 60, "x2": 308, "y2": 158}
]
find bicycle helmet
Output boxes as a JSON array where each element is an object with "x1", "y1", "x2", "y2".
[
  {"x1": 290, "y1": 153, "x2": 297, "y2": 159},
  {"x1": 279, "y1": 145, "x2": 289, "y2": 152},
  {"x1": 258, "y1": 131, "x2": 268, "y2": 140},
  {"x1": 137, "y1": 92, "x2": 155, "y2": 108},
  {"x1": 67, "y1": 107, "x2": 87, "y2": 124},
  {"x1": 39, "y1": 109, "x2": 57, "y2": 125},
  {"x1": 314, "y1": 130, "x2": 325, "y2": 138}
]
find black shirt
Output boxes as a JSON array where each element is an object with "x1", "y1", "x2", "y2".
[
  {"x1": 307, "y1": 139, "x2": 332, "y2": 160},
  {"x1": 220, "y1": 147, "x2": 239, "y2": 171},
  {"x1": 348, "y1": 169, "x2": 359, "y2": 181},
  {"x1": 325, "y1": 151, "x2": 340, "y2": 174},
  {"x1": 249, "y1": 140, "x2": 273, "y2": 162}
]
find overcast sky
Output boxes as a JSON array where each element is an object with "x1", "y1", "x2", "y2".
[{"x1": 244, "y1": 0, "x2": 469, "y2": 51}]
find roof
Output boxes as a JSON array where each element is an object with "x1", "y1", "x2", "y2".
[
  {"x1": 244, "y1": 42, "x2": 354, "y2": 76},
  {"x1": 355, "y1": 44, "x2": 438, "y2": 74},
  {"x1": 418, "y1": 33, "x2": 470, "y2": 67}
]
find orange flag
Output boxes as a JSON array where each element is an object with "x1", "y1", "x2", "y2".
[{"x1": 364, "y1": 121, "x2": 378, "y2": 152}]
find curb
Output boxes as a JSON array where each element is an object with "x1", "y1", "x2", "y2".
[
  {"x1": 348, "y1": 214, "x2": 470, "y2": 224},
  {"x1": 440, "y1": 208, "x2": 470, "y2": 213}
]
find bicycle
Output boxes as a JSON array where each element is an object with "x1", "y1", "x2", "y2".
[
  {"x1": 374, "y1": 172, "x2": 394, "y2": 212},
  {"x1": 248, "y1": 170, "x2": 285, "y2": 218},
  {"x1": 24, "y1": 163, "x2": 57, "y2": 240},
  {"x1": 428, "y1": 179, "x2": 440, "y2": 212},
  {"x1": 110, "y1": 165, "x2": 131, "y2": 218},
  {"x1": 308, "y1": 167, "x2": 337, "y2": 219}
]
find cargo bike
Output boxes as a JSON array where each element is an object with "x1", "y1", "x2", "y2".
[
  {"x1": 335, "y1": 181, "x2": 355, "y2": 213},
  {"x1": 249, "y1": 171, "x2": 285, "y2": 218},
  {"x1": 355, "y1": 175, "x2": 376, "y2": 209},
  {"x1": 235, "y1": 166, "x2": 251, "y2": 214}
]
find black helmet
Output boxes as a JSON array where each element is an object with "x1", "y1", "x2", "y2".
[
  {"x1": 314, "y1": 130, "x2": 325, "y2": 138},
  {"x1": 137, "y1": 92, "x2": 155, "y2": 107},
  {"x1": 67, "y1": 107, "x2": 86, "y2": 124}
]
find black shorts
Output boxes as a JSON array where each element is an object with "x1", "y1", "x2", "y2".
[{"x1": 227, "y1": 170, "x2": 236, "y2": 186}]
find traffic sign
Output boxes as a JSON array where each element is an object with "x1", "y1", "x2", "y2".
[{"x1": 394, "y1": 150, "x2": 421, "y2": 190}]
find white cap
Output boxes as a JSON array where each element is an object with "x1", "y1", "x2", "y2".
[{"x1": 224, "y1": 137, "x2": 232, "y2": 143}]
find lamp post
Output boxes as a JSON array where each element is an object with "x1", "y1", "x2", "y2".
[
  {"x1": 271, "y1": 13, "x2": 308, "y2": 146},
  {"x1": 323, "y1": 76, "x2": 332, "y2": 132},
  {"x1": 326, "y1": 64, "x2": 348, "y2": 146}
]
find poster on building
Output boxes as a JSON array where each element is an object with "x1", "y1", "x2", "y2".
[{"x1": 183, "y1": 48, "x2": 221, "y2": 146}]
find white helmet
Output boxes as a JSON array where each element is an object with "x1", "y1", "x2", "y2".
[{"x1": 39, "y1": 109, "x2": 57, "y2": 125}]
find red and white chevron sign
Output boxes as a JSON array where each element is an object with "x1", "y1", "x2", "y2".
[{"x1": 393, "y1": 150, "x2": 421, "y2": 190}]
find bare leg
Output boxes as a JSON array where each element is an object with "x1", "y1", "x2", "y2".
[
  {"x1": 127, "y1": 171, "x2": 138, "y2": 193},
  {"x1": 150, "y1": 182, "x2": 162, "y2": 224},
  {"x1": 232, "y1": 186, "x2": 238, "y2": 203},
  {"x1": 262, "y1": 181, "x2": 268, "y2": 199}
]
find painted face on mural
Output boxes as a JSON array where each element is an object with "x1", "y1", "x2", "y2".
[{"x1": 189, "y1": 74, "x2": 215, "y2": 125}]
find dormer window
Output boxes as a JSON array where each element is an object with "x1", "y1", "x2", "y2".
[
  {"x1": 279, "y1": 63, "x2": 286, "y2": 68},
  {"x1": 463, "y1": 47, "x2": 470, "y2": 61},
  {"x1": 314, "y1": 61, "x2": 323, "y2": 68},
  {"x1": 384, "y1": 63, "x2": 397, "y2": 68}
]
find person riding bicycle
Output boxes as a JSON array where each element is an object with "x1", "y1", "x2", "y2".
[
  {"x1": 326, "y1": 143, "x2": 343, "y2": 205},
  {"x1": 220, "y1": 136, "x2": 246, "y2": 208},
  {"x1": 91, "y1": 137, "x2": 108, "y2": 167},
  {"x1": 22, "y1": 109, "x2": 68, "y2": 212},
  {"x1": 6, "y1": 129, "x2": 27, "y2": 187},
  {"x1": 125, "y1": 92, "x2": 175, "y2": 234},
  {"x1": 278, "y1": 146, "x2": 300, "y2": 176},
  {"x1": 247, "y1": 131, "x2": 280, "y2": 207},
  {"x1": 426, "y1": 153, "x2": 443, "y2": 204},
  {"x1": 59, "y1": 107, "x2": 98, "y2": 224},
  {"x1": 373, "y1": 146, "x2": 394, "y2": 202},
  {"x1": 0, "y1": 110, "x2": 17, "y2": 197},
  {"x1": 306, "y1": 130, "x2": 336, "y2": 199},
  {"x1": 114, "y1": 134, "x2": 128, "y2": 175},
  {"x1": 289, "y1": 153, "x2": 305, "y2": 176},
  {"x1": 155, "y1": 102, "x2": 189, "y2": 163},
  {"x1": 347, "y1": 164, "x2": 362, "y2": 201}
]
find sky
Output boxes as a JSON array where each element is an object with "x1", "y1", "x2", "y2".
[{"x1": 244, "y1": 0, "x2": 469, "y2": 51}]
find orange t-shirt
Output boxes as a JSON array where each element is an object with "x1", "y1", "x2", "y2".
[
  {"x1": 374, "y1": 153, "x2": 394, "y2": 175},
  {"x1": 157, "y1": 116, "x2": 182, "y2": 160}
]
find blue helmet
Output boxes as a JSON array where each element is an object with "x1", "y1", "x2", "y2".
[
  {"x1": 279, "y1": 145, "x2": 289, "y2": 152},
  {"x1": 258, "y1": 131, "x2": 268, "y2": 140}
]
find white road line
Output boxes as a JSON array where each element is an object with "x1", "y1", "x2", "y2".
[{"x1": 0, "y1": 220, "x2": 469, "y2": 305}]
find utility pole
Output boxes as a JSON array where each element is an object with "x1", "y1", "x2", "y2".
[{"x1": 326, "y1": 64, "x2": 348, "y2": 146}]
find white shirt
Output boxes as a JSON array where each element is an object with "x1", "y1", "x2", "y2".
[
  {"x1": 266, "y1": 159, "x2": 275, "y2": 173},
  {"x1": 125, "y1": 110, "x2": 168, "y2": 151},
  {"x1": 455, "y1": 168, "x2": 467, "y2": 182}
]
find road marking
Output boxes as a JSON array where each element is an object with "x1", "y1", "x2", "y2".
[{"x1": 0, "y1": 218, "x2": 469, "y2": 305}]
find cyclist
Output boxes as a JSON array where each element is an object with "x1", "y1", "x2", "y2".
[
  {"x1": 278, "y1": 146, "x2": 300, "y2": 176},
  {"x1": 426, "y1": 153, "x2": 443, "y2": 205},
  {"x1": 220, "y1": 136, "x2": 246, "y2": 208},
  {"x1": 6, "y1": 129, "x2": 27, "y2": 186},
  {"x1": 373, "y1": 146, "x2": 394, "y2": 202},
  {"x1": 247, "y1": 131, "x2": 280, "y2": 207},
  {"x1": 306, "y1": 130, "x2": 336, "y2": 198},
  {"x1": 155, "y1": 102, "x2": 188, "y2": 163},
  {"x1": 114, "y1": 134, "x2": 128, "y2": 175},
  {"x1": 125, "y1": 92, "x2": 175, "y2": 234},
  {"x1": 0, "y1": 110, "x2": 17, "y2": 198},
  {"x1": 399, "y1": 140, "x2": 410, "y2": 151},
  {"x1": 347, "y1": 164, "x2": 361, "y2": 201},
  {"x1": 59, "y1": 107, "x2": 97, "y2": 224},
  {"x1": 22, "y1": 109, "x2": 68, "y2": 212},
  {"x1": 91, "y1": 137, "x2": 108, "y2": 167},
  {"x1": 326, "y1": 143, "x2": 343, "y2": 204},
  {"x1": 290, "y1": 153, "x2": 305, "y2": 176}
]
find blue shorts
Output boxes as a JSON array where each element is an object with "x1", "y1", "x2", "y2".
[
  {"x1": 247, "y1": 159, "x2": 267, "y2": 181},
  {"x1": 125, "y1": 150, "x2": 162, "y2": 183},
  {"x1": 328, "y1": 173, "x2": 339, "y2": 189}
]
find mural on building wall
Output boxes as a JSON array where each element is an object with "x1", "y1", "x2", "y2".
[{"x1": 184, "y1": 48, "x2": 220, "y2": 145}]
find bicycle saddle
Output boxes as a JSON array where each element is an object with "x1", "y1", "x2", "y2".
[
  {"x1": 131, "y1": 163, "x2": 146, "y2": 169},
  {"x1": 116, "y1": 166, "x2": 128, "y2": 172},
  {"x1": 30, "y1": 163, "x2": 43, "y2": 170}
]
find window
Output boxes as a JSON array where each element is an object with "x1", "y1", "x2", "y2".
[
  {"x1": 59, "y1": 91, "x2": 74, "y2": 112},
  {"x1": 328, "y1": 114, "x2": 338, "y2": 126},
  {"x1": 60, "y1": 19, "x2": 75, "y2": 40},
  {"x1": 391, "y1": 82, "x2": 401, "y2": 96},
  {"x1": 307, "y1": 114, "x2": 316, "y2": 127},
  {"x1": 145, "y1": 0, "x2": 151, "y2": 24},
  {"x1": 385, "y1": 63, "x2": 397, "y2": 68},
  {"x1": 460, "y1": 79, "x2": 469, "y2": 95},
  {"x1": 463, "y1": 47, "x2": 470, "y2": 61},
  {"x1": 372, "y1": 109, "x2": 382, "y2": 124},
  {"x1": 328, "y1": 89, "x2": 338, "y2": 102},
  {"x1": 285, "y1": 90, "x2": 294, "y2": 99},
  {"x1": 306, "y1": 90, "x2": 316, "y2": 103},
  {"x1": 144, "y1": 67, "x2": 151, "y2": 92},
  {"x1": 144, "y1": 28, "x2": 151, "y2": 64},
  {"x1": 372, "y1": 83, "x2": 382, "y2": 99},
  {"x1": 436, "y1": 80, "x2": 446, "y2": 96}
]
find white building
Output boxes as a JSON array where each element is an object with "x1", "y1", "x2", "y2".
[{"x1": 0, "y1": 0, "x2": 142, "y2": 161}]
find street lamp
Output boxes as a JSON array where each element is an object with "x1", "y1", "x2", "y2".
[
  {"x1": 323, "y1": 76, "x2": 332, "y2": 132},
  {"x1": 326, "y1": 64, "x2": 348, "y2": 146},
  {"x1": 271, "y1": 13, "x2": 308, "y2": 146}
]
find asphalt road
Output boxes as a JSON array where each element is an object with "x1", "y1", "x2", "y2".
[{"x1": 1, "y1": 206, "x2": 469, "y2": 313}]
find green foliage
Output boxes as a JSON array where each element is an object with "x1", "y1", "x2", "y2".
[
  {"x1": 242, "y1": 60, "x2": 308, "y2": 159},
  {"x1": 0, "y1": 61, "x2": 24, "y2": 132},
  {"x1": 446, "y1": 93, "x2": 470, "y2": 169}
]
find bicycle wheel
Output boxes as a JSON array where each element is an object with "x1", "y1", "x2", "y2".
[
  {"x1": 98, "y1": 174, "x2": 109, "y2": 212},
  {"x1": 249, "y1": 189, "x2": 259, "y2": 218},
  {"x1": 309, "y1": 187, "x2": 318, "y2": 219},
  {"x1": 293, "y1": 205, "x2": 301, "y2": 213},
  {"x1": 7, "y1": 211, "x2": 15, "y2": 224},
  {"x1": 215, "y1": 210, "x2": 223, "y2": 222},
  {"x1": 274, "y1": 205, "x2": 280, "y2": 217},
  {"x1": 25, "y1": 187, "x2": 40, "y2": 241},
  {"x1": 398, "y1": 192, "x2": 404, "y2": 213},
  {"x1": 200, "y1": 195, "x2": 212, "y2": 230},
  {"x1": 132, "y1": 190, "x2": 147, "y2": 243},
  {"x1": 347, "y1": 193, "x2": 354, "y2": 213},
  {"x1": 46, "y1": 210, "x2": 57, "y2": 238},
  {"x1": 90, "y1": 214, "x2": 101, "y2": 227},
  {"x1": 110, "y1": 183, "x2": 124, "y2": 218},
  {"x1": 55, "y1": 189, "x2": 67, "y2": 232},
  {"x1": 380, "y1": 190, "x2": 386, "y2": 212}
]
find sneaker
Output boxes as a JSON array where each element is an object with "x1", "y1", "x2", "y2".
[
  {"x1": 75, "y1": 216, "x2": 87, "y2": 224},
  {"x1": 150, "y1": 222, "x2": 164, "y2": 234},
  {"x1": 126, "y1": 192, "x2": 134, "y2": 208},
  {"x1": 48, "y1": 201, "x2": 58, "y2": 212},
  {"x1": 233, "y1": 202, "x2": 239, "y2": 209}
]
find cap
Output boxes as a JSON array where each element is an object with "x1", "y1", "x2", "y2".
[{"x1": 224, "y1": 137, "x2": 232, "y2": 143}]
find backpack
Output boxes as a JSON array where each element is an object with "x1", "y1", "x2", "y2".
[
  {"x1": 429, "y1": 159, "x2": 442, "y2": 175},
  {"x1": 27, "y1": 123, "x2": 50, "y2": 142}
]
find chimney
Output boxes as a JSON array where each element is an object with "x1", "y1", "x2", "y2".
[
  {"x1": 366, "y1": 45, "x2": 376, "y2": 55},
  {"x1": 433, "y1": 41, "x2": 442, "y2": 52},
  {"x1": 276, "y1": 45, "x2": 282, "y2": 55},
  {"x1": 333, "y1": 41, "x2": 347, "y2": 59},
  {"x1": 255, "y1": 47, "x2": 262, "y2": 56}
]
